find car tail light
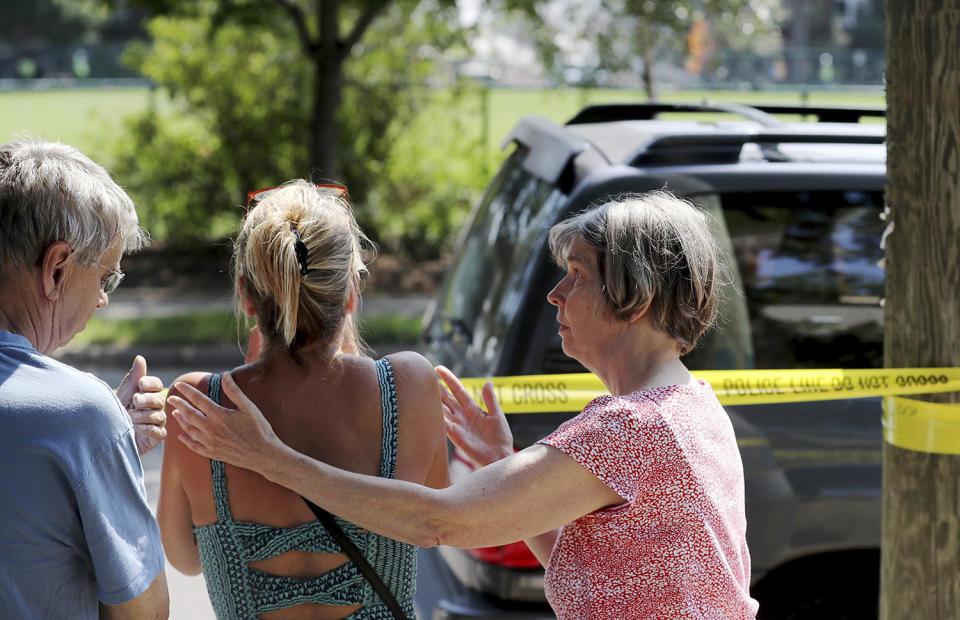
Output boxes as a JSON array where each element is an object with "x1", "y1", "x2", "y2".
[
  {"x1": 438, "y1": 545, "x2": 548, "y2": 603},
  {"x1": 465, "y1": 542, "x2": 542, "y2": 568},
  {"x1": 449, "y1": 447, "x2": 543, "y2": 569}
]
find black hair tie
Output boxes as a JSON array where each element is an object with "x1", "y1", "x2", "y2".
[{"x1": 292, "y1": 228, "x2": 309, "y2": 275}]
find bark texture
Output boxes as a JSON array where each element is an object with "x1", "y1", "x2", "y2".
[{"x1": 882, "y1": 2, "x2": 960, "y2": 618}]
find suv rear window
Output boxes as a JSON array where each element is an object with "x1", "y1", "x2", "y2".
[
  {"x1": 721, "y1": 190, "x2": 885, "y2": 369},
  {"x1": 429, "y1": 148, "x2": 564, "y2": 369}
]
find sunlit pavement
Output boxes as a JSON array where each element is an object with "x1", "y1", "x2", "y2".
[
  {"x1": 99, "y1": 289, "x2": 433, "y2": 321},
  {"x1": 142, "y1": 446, "x2": 217, "y2": 619}
]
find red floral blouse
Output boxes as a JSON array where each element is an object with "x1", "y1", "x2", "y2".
[{"x1": 539, "y1": 381, "x2": 759, "y2": 619}]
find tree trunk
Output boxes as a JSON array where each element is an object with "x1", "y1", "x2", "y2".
[
  {"x1": 308, "y1": 0, "x2": 343, "y2": 181},
  {"x1": 881, "y1": 2, "x2": 960, "y2": 619},
  {"x1": 785, "y1": 0, "x2": 810, "y2": 82},
  {"x1": 639, "y1": 20, "x2": 656, "y2": 101},
  {"x1": 310, "y1": 53, "x2": 343, "y2": 180}
]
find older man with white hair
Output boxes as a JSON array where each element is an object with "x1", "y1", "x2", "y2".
[{"x1": 0, "y1": 140, "x2": 168, "y2": 618}]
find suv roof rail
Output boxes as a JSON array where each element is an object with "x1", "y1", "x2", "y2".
[
  {"x1": 568, "y1": 102, "x2": 783, "y2": 126},
  {"x1": 567, "y1": 102, "x2": 886, "y2": 126},
  {"x1": 630, "y1": 130, "x2": 885, "y2": 166},
  {"x1": 751, "y1": 103, "x2": 886, "y2": 123}
]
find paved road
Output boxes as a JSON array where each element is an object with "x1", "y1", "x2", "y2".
[
  {"x1": 99, "y1": 288, "x2": 434, "y2": 322},
  {"x1": 60, "y1": 291, "x2": 433, "y2": 387}
]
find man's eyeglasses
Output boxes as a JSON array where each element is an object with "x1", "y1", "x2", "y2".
[
  {"x1": 245, "y1": 183, "x2": 349, "y2": 212},
  {"x1": 94, "y1": 262, "x2": 125, "y2": 295}
]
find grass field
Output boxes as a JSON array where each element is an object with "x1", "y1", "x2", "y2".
[
  {"x1": 0, "y1": 87, "x2": 162, "y2": 160},
  {"x1": 0, "y1": 85, "x2": 885, "y2": 162}
]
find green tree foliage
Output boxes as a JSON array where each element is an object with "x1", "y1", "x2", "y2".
[
  {"x1": 0, "y1": 0, "x2": 109, "y2": 46},
  {"x1": 500, "y1": 0, "x2": 782, "y2": 98},
  {"x1": 112, "y1": 11, "x2": 308, "y2": 240},
  {"x1": 109, "y1": 0, "x2": 484, "y2": 258}
]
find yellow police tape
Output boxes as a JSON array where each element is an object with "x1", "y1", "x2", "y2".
[
  {"x1": 458, "y1": 368, "x2": 960, "y2": 455},
  {"x1": 883, "y1": 396, "x2": 960, "y2": 455},
  {"x1": 457, "y1": 368, "x2": 960, "y2": 412},
  {"x1": 156, "y1": 367, "x2": 960, "y2": 455}
]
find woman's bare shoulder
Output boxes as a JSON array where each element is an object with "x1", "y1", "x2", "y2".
[
  {"x1": 384, "y1": 349, "x2": 432, "y2": 369},
  {"x1": 164, "y1": 371, "x2": 216, "y2": 467},
  {"x1": 383, "y1": 351, "x2": 448, "y2": 485},
  {"x1": 384, "y1": 351, "x2": 440, "y2": 397},
  {"x1": 170, "y1": 371, "x2": 213, "y2": 393}
]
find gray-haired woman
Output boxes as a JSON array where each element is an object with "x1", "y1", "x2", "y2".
[{"x1": 170, "y1": 191, "x2": 759, "y2": 619}]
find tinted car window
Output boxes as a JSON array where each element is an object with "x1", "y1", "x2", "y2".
[
  {"x1": 721, "y1": 190, "x2": 885, "y2": 369},
  {"x1": 429, "y1": 147, "x2": 563, "y2": 369},
  {"x1": 682, "y1": 193, "x2": 755, "y2": 372}
]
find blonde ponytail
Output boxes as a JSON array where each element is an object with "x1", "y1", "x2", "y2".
[{"x1": 234, "y1": 180, "x2": 374, "y2": 358}]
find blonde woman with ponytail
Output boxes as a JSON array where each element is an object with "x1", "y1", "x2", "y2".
[{"x1": 158, "y1": 180, "x2": 449, "y2": 619}]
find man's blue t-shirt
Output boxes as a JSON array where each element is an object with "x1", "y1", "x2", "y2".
[{"x1": 0, "y1": 330, "x2": 164, "y2": 618}]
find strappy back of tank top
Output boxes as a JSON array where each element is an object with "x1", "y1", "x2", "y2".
[{"x1": 193, "y1": 358, "x2": 416, "y2": 619}]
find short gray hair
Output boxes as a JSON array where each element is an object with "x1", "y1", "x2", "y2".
[
  {"x1": 549, "y1": 191, "x2": 727, "y2": 355},
  {"x1": 0, "y1": 140, "x2": 147, "y2": 271}
]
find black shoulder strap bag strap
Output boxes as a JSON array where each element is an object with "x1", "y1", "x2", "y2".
[{"x1": 302, "y1": 498, "x2": 408, "y2": 620}]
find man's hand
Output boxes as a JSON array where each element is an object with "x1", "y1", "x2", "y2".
[{"x1": 117, "y1": 355, "x2": 167, "y2": 456}]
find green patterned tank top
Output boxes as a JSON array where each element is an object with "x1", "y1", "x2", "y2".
[{"x1": 193, "y1": 358, "x2": 416, "y2": 619}]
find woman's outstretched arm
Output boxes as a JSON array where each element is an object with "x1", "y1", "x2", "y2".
[
  {"x1": 169, "y1": 373, "x2": 623, "y2": 550},
  {"x1": 435, "y1": 366, "x2": 559, "y2": 565}
]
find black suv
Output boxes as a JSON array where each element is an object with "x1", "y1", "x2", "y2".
[{"x1": 415, "y1": 102, "x2": 886, "y2": 619}]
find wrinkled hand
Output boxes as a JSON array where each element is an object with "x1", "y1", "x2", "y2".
[
  {"x1": 168, "y1": 372, "x2": 282, "y2": 474},
  {"x1": 116, "y1": 355, "x2": 166, "y2": 456},
  {"x1": 436, "y1": 366, "x2": 514, "y2": 468}
]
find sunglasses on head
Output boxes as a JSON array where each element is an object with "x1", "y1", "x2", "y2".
[{"x1": 245, "y1": 183, "x2": 349, "y2": 212}]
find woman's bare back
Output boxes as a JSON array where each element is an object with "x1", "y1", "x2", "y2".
[{"x1": 161, "y1": 350, "x2": 448, "y2": 619}]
